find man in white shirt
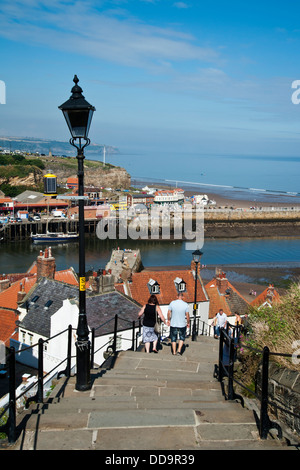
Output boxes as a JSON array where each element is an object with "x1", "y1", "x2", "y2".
[
  {"x1": 214, "y1": 309, "x2": 227, "y2": 338},
  {"x1": 167, "y1": 293, "x2": 190, "y2": 355}
]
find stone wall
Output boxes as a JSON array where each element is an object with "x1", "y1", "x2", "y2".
[
  {"x1": 256, "y1": 362, "x2": 300, "y2": 436},
  {"x1": 204, "y1": 208, "x2": 300, "y2": 221}
]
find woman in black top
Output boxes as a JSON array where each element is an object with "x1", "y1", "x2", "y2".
[{"x1": 138, "y1": 294, "x2": 167, "y2": 353}]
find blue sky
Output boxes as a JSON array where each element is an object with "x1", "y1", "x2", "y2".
[{"x1": 1, "y1": 0, "x2": 300, "y2": 162}]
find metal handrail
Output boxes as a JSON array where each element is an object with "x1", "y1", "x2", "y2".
[
  {"x1": 0, "y1": 315, "x2": 141, "y2": 444},
  {"x1": 217, "y1": 323, "x2": 300, "y2": 440}
]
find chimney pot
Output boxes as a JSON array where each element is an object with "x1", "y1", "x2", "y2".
[{"x1": 216, "y1": 271, "x2": 229, "y2": 295}]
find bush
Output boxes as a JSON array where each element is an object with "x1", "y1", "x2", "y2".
[
  {"x1": 240, "y1": 283, "x2": 300, "y2": 372},
  {"x1": 0, "y1": 408, "x2": 7, "y2": 439}
]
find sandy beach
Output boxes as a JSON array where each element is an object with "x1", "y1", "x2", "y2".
[
  {"x1": 192, "y1": 191, "x2": 300, "y2": 209},
  {"x1": 132, "y1": 178, "x2": 300, "y2": 209}
]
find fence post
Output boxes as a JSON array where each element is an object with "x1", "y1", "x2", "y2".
[
  {"x1": 37, "y1": 338, "x2": 44, "y2": 404},
  {"x1": 7, "y1": 347, "x2": 16, "y2": 443},
  {"x1": 260, "y1": 346, "x2": 270, "y2": 439},
  {"x1": 218, "y1": 329, "x2": 224, "y2": 382},
  {"x1": 113, "y1": 314, "x2": 118, "y2": 353},
  {"x1": 91, "y1": 328, "x2": 95, "y2": 369},
  {"x1": 131, "y1": 321, "x2": 135, "y2": 351},
  {"x1": 227, "y1": 338, "x2": 235, "y2": 400},
  {"x1": 66, "y1": 324, "x2": 72, "y2": 377}
]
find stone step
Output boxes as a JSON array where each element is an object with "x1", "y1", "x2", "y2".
[
  {"x1": 42, "y1": 391, "x2": 225, "y2": 412},
  {"x1": 10, "y1": 338, "x2": 296, "y2": 451},
  {"x1": 16, "y1": 420, "x2": 290, "y2": 451},
  {"x1": 17, "y1": 427, "x2": 290, "y2": 451}
]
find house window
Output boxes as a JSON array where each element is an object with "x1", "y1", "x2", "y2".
[
  {"x1": 148, "y1": 279, "x2": 160, "y2": 295},
  {"x1": 21, "y1": 331, "x2": 26, "y2": 344},
  {"x1": 174, "y1": 277, "x2": 186, "y2": 293}
]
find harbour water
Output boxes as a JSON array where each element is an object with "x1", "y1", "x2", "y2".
[{"x1": 1, "y1": 236, "x2": 300, "y2": 279}]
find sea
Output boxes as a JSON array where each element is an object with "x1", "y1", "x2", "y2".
[
  {"x1": 1, "y1": 148, "x2": 300, "y2": 279},
  {"x1": 90, "y1": 149, "x2": 300, "y2": 203}
]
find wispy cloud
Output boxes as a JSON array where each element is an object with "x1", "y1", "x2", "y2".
[
  {"x1": 0, "y1": 0, "x2": 218, "y2": 72},
  {"x1": 173, "y1": 2, "x2": 189, "y2": 9}
]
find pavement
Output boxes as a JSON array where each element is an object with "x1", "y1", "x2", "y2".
[{"x1": 6, "y1": 336, "x2": 299, "y2": 451}]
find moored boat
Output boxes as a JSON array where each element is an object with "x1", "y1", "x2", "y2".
[{"x1": 31, "y1": 231, "x2": 79, "y2": 243}]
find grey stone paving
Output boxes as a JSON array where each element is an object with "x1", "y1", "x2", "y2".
[{"x1": 8, "y1": 336, "x2": 297, "y2": 450}]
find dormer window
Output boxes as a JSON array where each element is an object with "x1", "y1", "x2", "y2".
[
  {"x1": 44, "y1": 300, "x2": 53, "y2": 310},
  {"x1": 148, "y1": 278, "x2": 160, "y2": 294},
  {"x1": 30, "y1": 295, "x2": 39, "y2": 305},
  {"x1": 174, "y1": 277, "x2": 186, "y2": 293}
]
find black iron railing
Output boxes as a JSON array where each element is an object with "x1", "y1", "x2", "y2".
[
  {"x1": 217, "y1": 323, "x2": 300, "y2": 440},
  {"x1": 0, "y1": 315, "x2": 141, "y2": 444}
]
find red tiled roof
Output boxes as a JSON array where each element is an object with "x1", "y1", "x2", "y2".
[
  {"x1": 0, "y1": 268, "x2": 78, "y2": 344},
  {"x1": 0, "y1": 277, "x2": 37, "y2": 310},
  {"x1": 0, "y1": 269, "x2": 78, "y2": 311},
  {"x1": 117, "y1": 269, "x2": 208, "y2": 306},
  {"x1": 27, "y1": 263, "x2": 78, "y2": 286},
  {"x1": 0, "y1": 308, "x2": 19, "y2": 346},
  {"x1": 251, "y1": 285, "x2": 281, "y2": 307},
  {"x1": 205, "y1": 277, "x2": 250, "y2": 319},
  {"x1": 54, "y1": 268, "x2": 78, "y2": 286},
  {"x1": 205, "y1": 278, "x2": 230, "y2": 318},
  {"x1": 0, "y1": 197, "x2": 13, "y2": 203}
]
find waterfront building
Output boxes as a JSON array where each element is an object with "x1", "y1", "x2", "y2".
[
  {"x1": 0, "y1": 196, "x2": 14, "y2": 214},
  {"x1": 131, "y1": 193, "x2": 154, "y2": 208},
  {"x1": 153, "y1": 188, "x2": 184, "y2": 206},
  {"x1": 12, "y1": 190, "x2": 69, "y2": 214},
  {"x1": 66, "y1": 177, "x2": 78, "y2": 189}
]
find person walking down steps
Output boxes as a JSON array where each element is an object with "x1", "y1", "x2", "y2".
[
  {"x1": 138, "y1": 295, "x2": 168, "y2": 353},
  {"x1": 167, "y1": 292, "x2": 190, "y2": 356}
]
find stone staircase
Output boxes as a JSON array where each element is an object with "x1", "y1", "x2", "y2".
[{"x1": 11, "y1": 336, "x2": 296, "y2": 450}]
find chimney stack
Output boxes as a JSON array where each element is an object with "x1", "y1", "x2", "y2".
[
  {"x1": 36, "y1": 248, "x2": 56, "y2": 280},
  {"x1": 266, "y1": 284, "x2": 275, "y2": 303},
  {"x1": 0, "y1": 278, "x2": 10, "y2": 292},
  {"x1": 191, "y1": 260, "x2": 200, "y2": 277},
  {"x1": 88, "y1": 270, "x2": 115, "y2": 294},
  {"x1": 17, "y1": 282, "x2": 27, "y2": 303},
  {"x1": 216, "y1": 269, "x2": 229, "y2": 295}
]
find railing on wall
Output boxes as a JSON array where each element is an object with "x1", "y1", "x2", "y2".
[
  {"x1": 0, "y1": 314, "x2": 141, "y2": 444},
  {"x1": 4, "y1": 314, "x2": 296, "y2": 445},
  {"x1": 217, "y1": 323, "x2": 300, "y2": 440}
]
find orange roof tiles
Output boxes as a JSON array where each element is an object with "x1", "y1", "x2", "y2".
[
  {"x1": 205, "y1": 278, "x2": 230, "y2": 318},
  {"x1": 0, "y1": 308, "x2": 19, "y2": 346},
  {"x1": 0, "y1": 246, "x2": 79, "y2": 344},
  {"x1": 54, "y1": 268, "x2": 78, "y2": 286},
  {"x1": 0, "y1": 277, "x2": 37, "y2": 310},
  {"x1": 118, "y1": 269, "x2": 208, "y2": 306},
  {"x1": 205, "y1": 277, "x2": 250, "y2": 319},
  {"x1": 251, "y1": 285, "x2": 281, "y2": 307},
  {"x1": 26, "y1": 262, "x2": 78, "y2": 286}
]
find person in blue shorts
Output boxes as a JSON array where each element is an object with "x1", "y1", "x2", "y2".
[{"x1": 167, "y1": 293, "x2": 190, "y2": 355}]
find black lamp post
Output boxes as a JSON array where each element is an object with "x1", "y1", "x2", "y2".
[
  {"x1": 59, "y1": 75, "x2": 95, "y2": 391},
  {"x1": 192, "y1": 249, "x2": 203, "y2": 341}
]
